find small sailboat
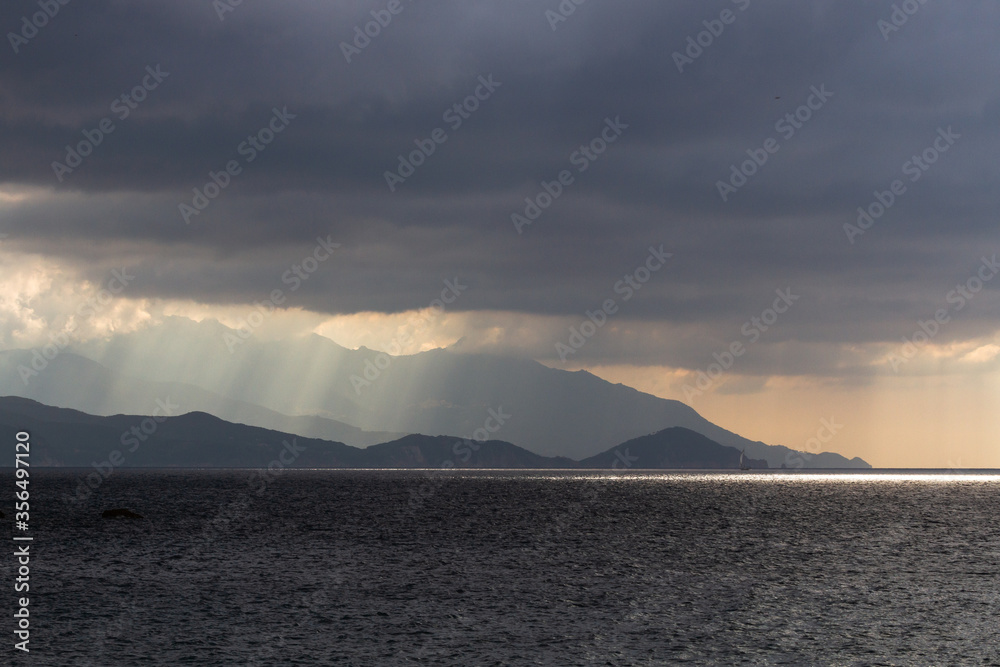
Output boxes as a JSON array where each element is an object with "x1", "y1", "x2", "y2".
[{"x1": 739, "y1": 449, "x2": 751, "y2": 470}]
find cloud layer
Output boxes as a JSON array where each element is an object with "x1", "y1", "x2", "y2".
[{"x1": 2, "y1": 0, "x2": 1000, "y2": 380}]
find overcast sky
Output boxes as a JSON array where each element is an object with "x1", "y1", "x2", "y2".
[{"x1": 2, "y1": 0, "x2": 1000, "y2": 466}]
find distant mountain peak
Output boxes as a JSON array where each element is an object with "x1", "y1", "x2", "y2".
[{"x1": 0, "y1": 317, "x2": 870, "y2": 469}]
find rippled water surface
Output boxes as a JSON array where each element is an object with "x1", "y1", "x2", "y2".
[{"x1": 5, "y1": 469, "x2": 1000, "y2": 665}]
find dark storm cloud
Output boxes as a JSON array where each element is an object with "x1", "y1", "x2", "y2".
[{"x1": 2, "y1": 0, "x2": 1000, "y2": 369}]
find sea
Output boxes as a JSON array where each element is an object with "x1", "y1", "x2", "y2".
[{"x1": 5, "y1": 469, "x2": 1000, "y2": 665}]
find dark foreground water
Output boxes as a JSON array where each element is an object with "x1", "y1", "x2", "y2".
[{"x1": 4, "y1": 469, "x2": 1000, "y2": 665}]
